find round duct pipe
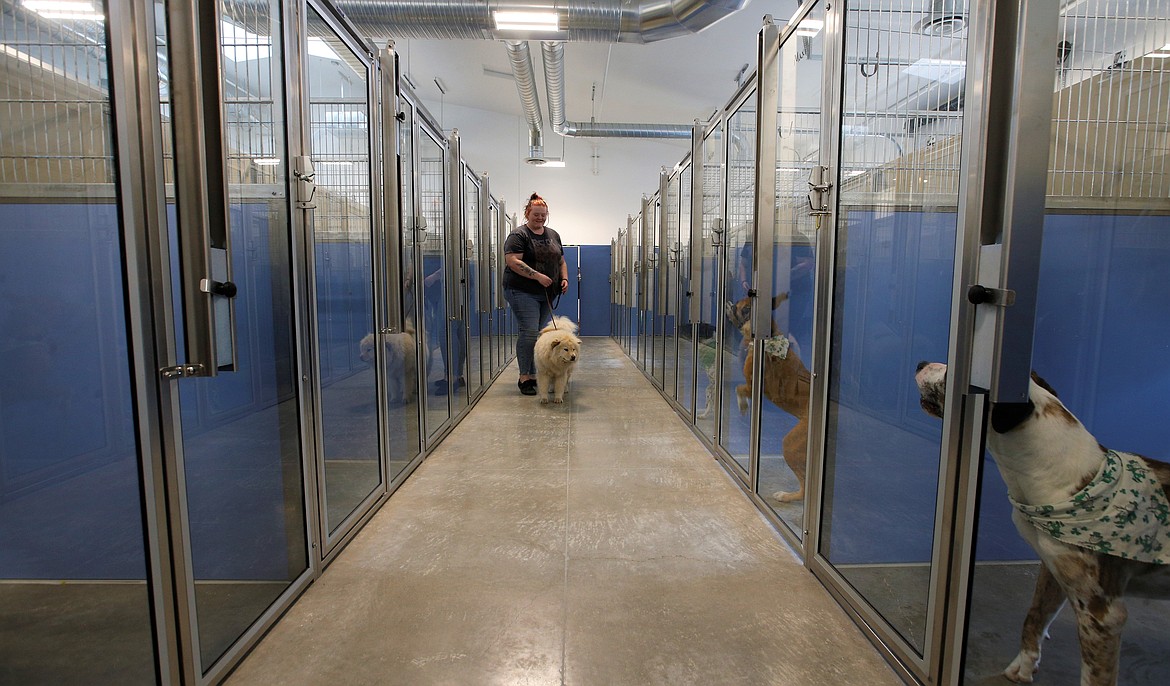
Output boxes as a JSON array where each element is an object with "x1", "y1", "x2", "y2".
[{"x1": 913, "y1": 0, "x2": 967, "y2": 37}]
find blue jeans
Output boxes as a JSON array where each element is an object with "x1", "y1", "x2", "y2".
[{"x1": 504, "y1": 287, "x2": 552, "y2": 376}]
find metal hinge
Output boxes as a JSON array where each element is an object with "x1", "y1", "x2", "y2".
[{"x1": 160, "y1": 364, "x2": 206, "y2": 379}]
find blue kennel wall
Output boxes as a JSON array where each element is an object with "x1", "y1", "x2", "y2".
[
  {"x1": 0, "y1": 203, "x2": 143, "y2": 579},
  {"x1": 811, "y1": 209, "x2": 1170, "y2": 565},
  {"x1": 974, "y1": 212, "x2": 1170, "y2": 561},
  {"x1": 819, "y1": 209, "x2": 956, "y2": 565},
  {"x1": 1, "y1": 202, "x2": 310, "y2": 580},
  {"x1": 551, "y1": 246, "x2": 581, "y2": 323}
]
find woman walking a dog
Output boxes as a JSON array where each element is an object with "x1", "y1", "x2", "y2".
[{"x1": 503, "y1": 192, "x2": 569, "y2": 395}]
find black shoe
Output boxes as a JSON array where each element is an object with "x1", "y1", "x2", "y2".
[
  {"x1": 518, "y1": 379, "x2": 537, "y2": 396},
  {"x1": 453, "y1": 377, "x2": 466, "y2": 390},
  {"x1": 432, "y1": 380, "x2": 448, "y2": 396}
]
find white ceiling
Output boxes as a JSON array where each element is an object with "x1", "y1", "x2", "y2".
[{"x1": 365, "y1": 4, "x2": 781, "y2": 131}]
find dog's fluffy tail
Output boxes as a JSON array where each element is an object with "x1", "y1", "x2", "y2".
[{"x1": 540, "y1": 315, "x2": 578, "y2": 336}]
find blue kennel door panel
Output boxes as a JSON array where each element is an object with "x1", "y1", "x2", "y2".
[
  {"x1": 579, "y1": 245, "x2": 612, "y2": 336},
  {"x1": 553, "y1": 245, "x2": 580, "y2": 322}
]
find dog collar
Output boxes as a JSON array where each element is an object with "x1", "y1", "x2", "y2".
[{"x1": 1009, "y1": 450, "x2": 1170, "y2": 565}]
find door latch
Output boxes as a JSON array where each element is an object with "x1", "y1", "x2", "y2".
[
  {"x1": 807, "y1": 165, "x2": 832, "y2": 217},
  {"x1": 293, "y1": 156, "x2": 317, "y2": 209}
]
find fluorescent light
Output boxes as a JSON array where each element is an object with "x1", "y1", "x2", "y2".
[
  {"x1": 1150, "y1": 42, "x2": 1170, "y2": 59},
  {"x1": 795, "y1": 19, "x2": 823, "y2": 37},
  {"x1": 252, "y1": 158, "x2": 281, "y2": 166},
  {"x1": 493, "y1": 10, "x2": 559, "y2": 32},
  {"x1": 307, "y1": 37, "x2": 340, "y2": 61},
  {"x1": 24, "y1": 0, "x2": 91, "y2": 10},
  {"x1": 540, "y1": 160, "x2": 566, "y2": 168},
  {"x1": 904, "y1": 58, "x2": 966, "y2": 84},
  {"x1": 23, "y1": 0, "x2": 103, "y2": 20}
]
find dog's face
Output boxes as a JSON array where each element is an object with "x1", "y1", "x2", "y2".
[
  {"x1": 545, "y1": 336, "x2": 580, "y2": 367},
  {"x1": 359, "y1": 333, "x2": 377, "y2": 365},
  {"x1": 914, "y1": 361, "x2": 948, "y2": 419},
  {"x1": 725, "y1": 296, "x2": 752, "y2": 331}
]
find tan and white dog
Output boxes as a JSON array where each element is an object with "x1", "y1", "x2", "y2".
[
  {"x1": 358, "y1": 320, "x2": 418, "y2": 403},
  {"x1": 534, "y1": 316, "x2": 581, "y2": 404},
  {"x1": 915, "y1": 362, "x2": 1170, "y2": 686},
  {"x1": 726, "y1": 292, "x2": 812, "y2": 503}
]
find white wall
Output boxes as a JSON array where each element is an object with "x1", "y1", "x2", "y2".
[{"x1": 423, "y1": 101, "x2": 691, "y2": 246}]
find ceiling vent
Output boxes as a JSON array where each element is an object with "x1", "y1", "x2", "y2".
[{"x1": 913, "y1": 0, "x2": 966, "y2": 37}]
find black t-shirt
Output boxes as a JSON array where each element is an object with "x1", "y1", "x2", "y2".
[{"x1": 503, "y1": 225, "x2": 564, "y2": 295}]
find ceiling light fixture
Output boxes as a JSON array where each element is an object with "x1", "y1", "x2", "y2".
[
  {"x1": 795, "y1": 19, "x2": 823, "y2": 38},
  {"x1": 1149, "y1": 42, "x2": 1170, "y2": 59},
  {"x1": 493, "y1": 10, "x2": 560, "y2": 32},
  {"x1": 23, "y1": 0, "x2": 103, "y2": 20}
]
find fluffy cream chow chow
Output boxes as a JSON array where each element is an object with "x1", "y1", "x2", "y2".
[
  {"x1": 358, "y1": 319, "x2": 418, "y2": 403},
  {"x1": 533, "y1": 316, "x2": 581, "y2": 404}
]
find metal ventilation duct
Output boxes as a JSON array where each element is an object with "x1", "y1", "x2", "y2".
[
  {"x1": 540, "y1": 41, "x2": 692, "y2": 139},
  {"x1": 335, "y1": 0, "x2": 750, "y2": 44},
  {"x1": 504, "y1": 41, "x2": 545, "y2": 161}
]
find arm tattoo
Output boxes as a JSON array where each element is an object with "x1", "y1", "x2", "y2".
[{"x1": 513, "y1": 260, "x2": 538, "y2": 278}]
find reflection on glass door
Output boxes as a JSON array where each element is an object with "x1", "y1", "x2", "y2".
[
  {"x1": 695, "y1": 125, "x2": 724, "y2": 442},
  {"x1": 464, "y1": 172, "x2": 483, "y2": 397},
  {"x1": 719, "y1": 90, "x2": 757, "y2": 476},
  {"x1": 305, "y1": 6, "x2": 382, "y2": 537},
  {"x1": 819, "y1": 1, "x2": 964, "y2": 654},
  {"x1": 663, "y1": 173, "x2": 680, "y2": 400},
  {"x1": 677, "y1": 164, "x2": 695, "y2": 415},
  {"x1": 418, "y1": 127, "x2": 451, "y2": 439},
  {"x1": 649, "y1": 198, "x2": 664, "y2": 386},
  {"x1": 389, "y1": 95, "x2": 421, "y2": 478},
  {"x1": 0, "y1": 4, "x2": 156, "y2": 679},
  {"x1": 758, "y1": 4, "x2": 824, "y2": 539}
]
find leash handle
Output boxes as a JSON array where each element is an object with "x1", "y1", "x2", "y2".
[{"x1": 545, "y1": 289, "x2": 562, "y2": 326}]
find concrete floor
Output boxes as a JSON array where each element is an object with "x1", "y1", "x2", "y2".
[{"x1": 225, "y1": 337, "x2": 903, "y2": 686}]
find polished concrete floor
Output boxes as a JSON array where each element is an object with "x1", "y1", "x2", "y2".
[{"x1": 225, "y1": 337, "x2": 902, "y2": 686}]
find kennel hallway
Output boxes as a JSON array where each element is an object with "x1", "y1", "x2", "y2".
[{"x1": 223, "y1": 337, "x2": 901, "y2": 685}]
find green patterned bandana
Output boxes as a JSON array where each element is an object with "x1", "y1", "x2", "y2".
[
  {"x1": 1010, "y1": 450, "x2": 1170, "y2": 564},
  {"x1": 763, "y1": 335, "x2": 790, "y2": 360}
]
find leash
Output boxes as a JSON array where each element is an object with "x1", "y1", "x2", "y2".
[{"x1": 545, "y1": 281, "x2": 563, "y2": 327}]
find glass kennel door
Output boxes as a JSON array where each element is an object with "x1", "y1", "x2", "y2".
[
  {"x1": 754, "y1": 3, "x2": 827, "y2": 543},
  {"x1": 814, "y1": 0, "x2": 967, "y2": 677},
  {"x1": 303, "y1": 4, "x2": 384, "y2": 543},
  {"x1": 961, "y1": 1, "x2": 1170, "y2": 683}
]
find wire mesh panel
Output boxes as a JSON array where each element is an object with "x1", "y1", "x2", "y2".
[
  {"x1": 0, "y1": 3, "x2": 113, "y2": 189},
  {"x1": 1049, "y1": 0, "x2": 1170, "y2": 202},
  {"x1": 219, "y1": 0, "x2": 285, "y2": 188},
  {"x1": 837, "y1": 1, "x2": 967, "y2": 206}
]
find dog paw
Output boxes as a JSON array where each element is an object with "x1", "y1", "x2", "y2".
[
  {"x1": 552, "y1": 397, "x2": 564, "y2": 404},
  {"x1": 539, "y1": 398, "x2": 550, "y2": 405},
  {"x1": 773, "y1": 490, "x2": 803, "y2": 503},
  {"x1": 1003, "y1": 651, "x2": 1040, "y2": 683}
]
